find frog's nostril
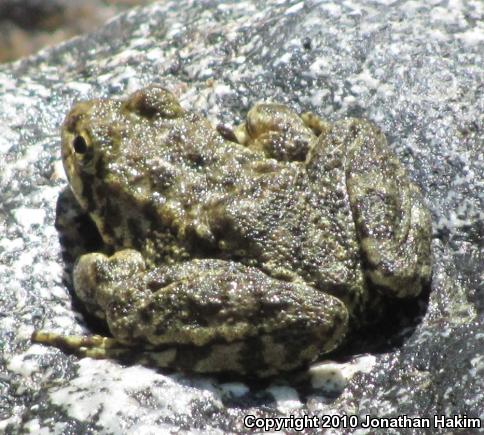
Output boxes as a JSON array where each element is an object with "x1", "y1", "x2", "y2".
[{"x1": 73, "y1": 135, "x2": 88, "y2": 154}]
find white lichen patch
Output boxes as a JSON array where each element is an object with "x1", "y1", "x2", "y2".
[
  {"x1": 11, "y1": 208, "x2": 46, "y2": 229},
  {"x1": 266, "y1": 385, "x2": 304, "y2": 413},
  {"x1": 309, "y1": 355, "x2": 377, "y2": 394}
]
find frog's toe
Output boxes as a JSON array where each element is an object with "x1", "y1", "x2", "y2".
[{"x1": 32, "y1": 330, "x2": 137, "y2": 360}]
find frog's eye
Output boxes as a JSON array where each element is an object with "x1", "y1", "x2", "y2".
[{"x1": 73, "y1": 135, "x2": 88, "y2": 154}]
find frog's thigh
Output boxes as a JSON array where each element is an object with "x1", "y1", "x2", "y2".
[
  {"x1": 107, "y1": 259, "x2": 349, "y2": 376},
  {"x1": 72, "y1": 249, "x2": 146, "y2": 319},
  {"x1": 342, "y1": 119, "x2": 432, "y2": 297}
]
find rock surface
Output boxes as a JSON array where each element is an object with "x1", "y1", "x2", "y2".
[
  {"x1": 0, "y1": 0, "x2": 482, "y2": 433},
  {"x1": 0, "y1": 0, "x2": 154, "y2": 63}
]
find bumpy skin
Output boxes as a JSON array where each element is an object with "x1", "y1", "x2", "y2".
[{"x1": 32, "y1": 86, "x2": 432, "y2": 377}]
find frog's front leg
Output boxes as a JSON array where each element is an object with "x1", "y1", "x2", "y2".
[
  {"x1": 312, "y1": 118, "x2": 432, "y2": 297},
  {"x1": 33, "y1": 251, "x2": 348, "y2": 377}
]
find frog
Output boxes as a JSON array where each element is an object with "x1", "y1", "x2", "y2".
[{"x1": 32, "y1": 86, "x2": 432, "y2": 377}]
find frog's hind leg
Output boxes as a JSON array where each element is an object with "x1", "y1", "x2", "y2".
[
  {"x1": 32, "y1": 330, "x2": 183, "y2": 369},
  {"x1": 37, "y1": 254, "x2": 349, "y2": 376},
  {"x1": 104, "y1": 258, "x2": 349, "y2": 377},
  {"x1": 341, "y1": 118, "x2": 432, "y2": 297},
  {"x1": 30, "y1": 330, "x2": 293, "y2": 378},
  {"x1": 31, "y1": 329, "x2": 238, "y2": 375}
]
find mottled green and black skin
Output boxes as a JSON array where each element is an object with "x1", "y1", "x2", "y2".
[{"x1": 32, "y1": 86, "x2": 432, "y2": 377}]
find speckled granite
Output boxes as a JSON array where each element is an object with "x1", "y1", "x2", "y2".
[{"x1": 0, "y1": 0, "x2": 482, "y2": 433}]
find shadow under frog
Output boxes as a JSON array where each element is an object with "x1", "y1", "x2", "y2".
[{"x1": 34, "y1": 86, "x2": 432, "y2": 380}]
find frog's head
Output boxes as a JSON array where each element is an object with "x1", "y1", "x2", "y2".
[{"x1": 61, "y1": 86, "x2": 185, "y2": 213}]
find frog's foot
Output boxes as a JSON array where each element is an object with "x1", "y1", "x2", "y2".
[
  {"x1": 31, "y1": 331, "x2": 176, "y2": 367},
  {"x1": 300, "y1": 112, "x2": 331, "y2": 137},
  {"x1": 223, "y1": 103, "x2": 318, "y2": 162},
  {"x1": 31, "y1": 330, "x2": 132, "y2": 360}
]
